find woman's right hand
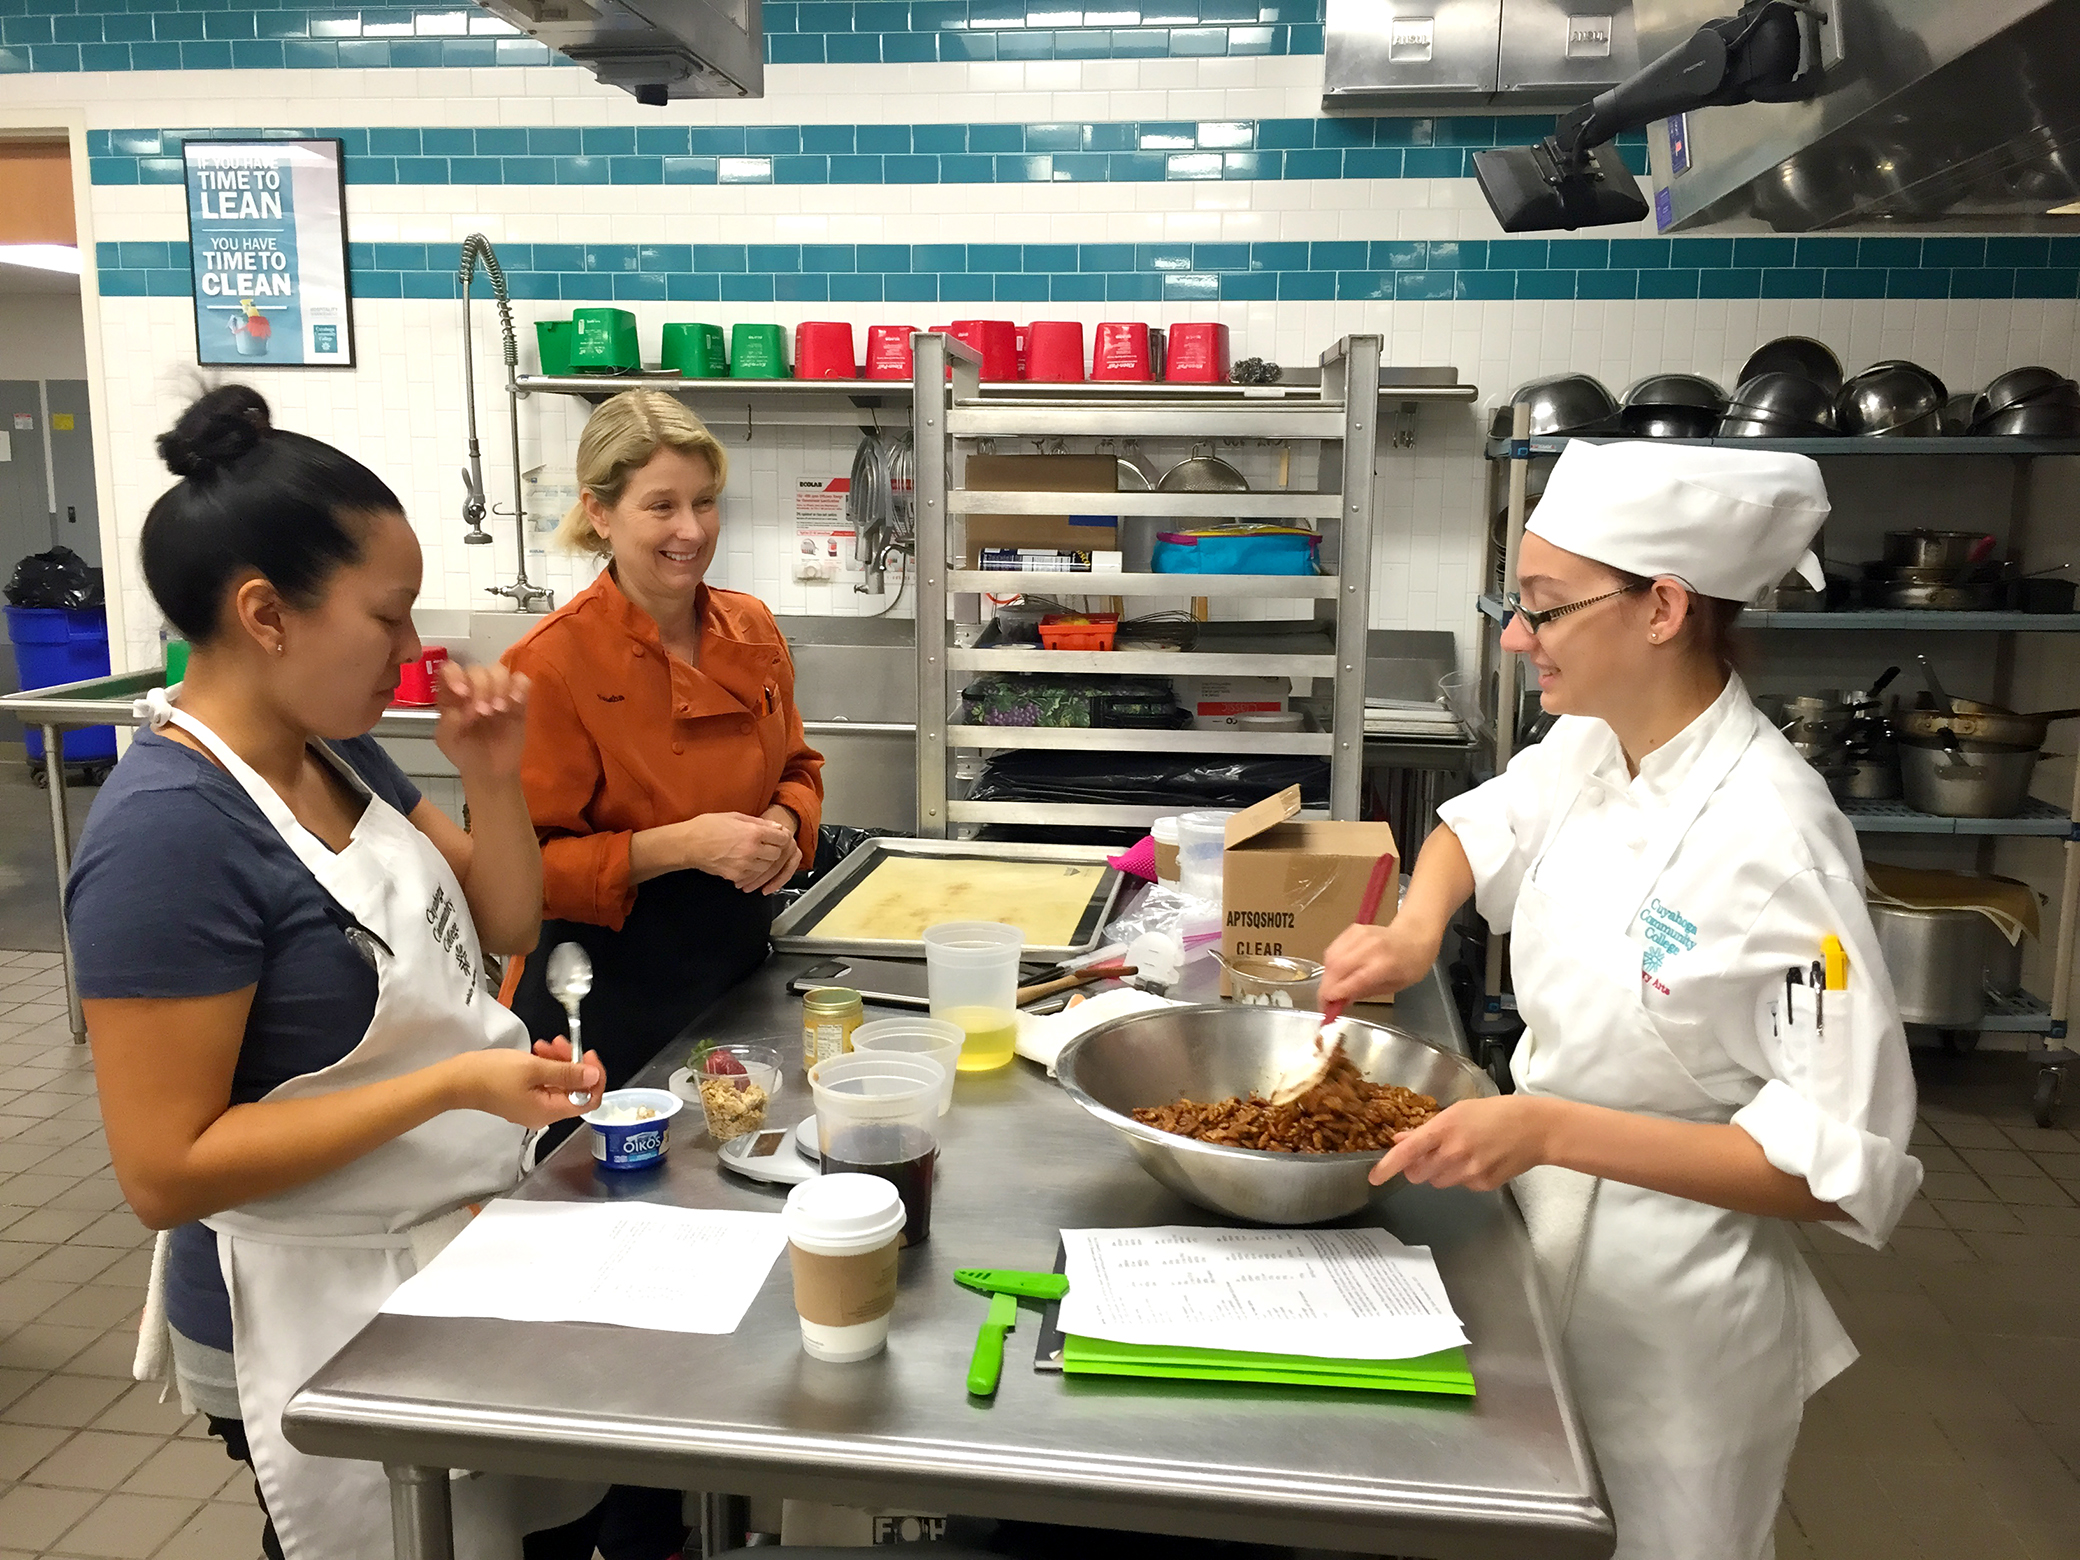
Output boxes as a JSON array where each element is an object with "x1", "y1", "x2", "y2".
[
  {"x1": 448, "y1": 1044, "x2": 602, "y2": 1128},
  {"x1": 1320, "y1": 920, "x2": 1444, "y2": 1007},
  {"x1": 674, "y1": 811, "x2": 797, "y2": 890}
]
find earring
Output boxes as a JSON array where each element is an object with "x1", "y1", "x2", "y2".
[{"x1": 273, "y1": 643, "x2": 285, "y2": 656}]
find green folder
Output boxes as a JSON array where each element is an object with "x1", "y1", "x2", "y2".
[{"x1": 1061, "y1": 1335, "x2": 1475, "y2": 1396}]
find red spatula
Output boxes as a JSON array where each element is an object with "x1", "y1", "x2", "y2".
[{"x1": 1268, "y1": 848, "x2": 1398, "y2": 1105}]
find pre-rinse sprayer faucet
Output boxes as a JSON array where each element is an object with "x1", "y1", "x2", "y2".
[{"x1": 458, "y1": 235, "x2": 554, "y2": 614}]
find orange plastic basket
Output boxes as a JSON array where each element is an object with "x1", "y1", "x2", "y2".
[{"x1": 1038, "y1": 613, "x2": 1120, "y2": 651}]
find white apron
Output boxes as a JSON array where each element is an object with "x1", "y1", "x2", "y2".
[
  {"x1": 1506, "y1": 696, "x2": 1849, "y2": 1560},
  {"x1": 150, "y1": 699, "x2": 598, "y2": 1560}
]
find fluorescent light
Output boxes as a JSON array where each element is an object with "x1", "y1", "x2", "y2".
[{"x1": 0, "y1": 244, "x2": 82, "y2": 275}]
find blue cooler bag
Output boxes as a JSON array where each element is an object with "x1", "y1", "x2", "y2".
[{"x1": 1152, "y1": 527, "x2": 1322, "y2": 576}]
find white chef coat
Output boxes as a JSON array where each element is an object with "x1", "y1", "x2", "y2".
[{"x1": 1437, "y1": 673, "x2": 1921, "y2": 1560}]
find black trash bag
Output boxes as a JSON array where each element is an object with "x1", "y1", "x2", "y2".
[
  {"x1": 773, "y1": 823, "x2": 899, "y2": 911},
  {"x1": 5, "y1": 546, "x2": 104, "y2": 610},
  {"x1": 968, "y1": 752, "x2": 1329, "y2": 809}
]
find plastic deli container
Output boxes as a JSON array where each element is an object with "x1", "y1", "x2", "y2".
[{"x1": 582, "y1": 1088, "x2": 682, "y2": 1170}]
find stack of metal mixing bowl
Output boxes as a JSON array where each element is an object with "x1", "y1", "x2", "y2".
[
  {"x1": 1967, "y1": 365, "x2": 2080, "y2": 436},
  {"x1": 1619, "y1": 373, "x2": 1727, "y2": 438},
  {"x1": 1837, "y1": 360, "x2": 1948, "y2": 436},
  {"x1": 1488, "y1": 373, "x2": 1622, "y2": 438}
]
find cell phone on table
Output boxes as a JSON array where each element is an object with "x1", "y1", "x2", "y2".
[{"x1": 788, "y1": 957, "x2": 933, "y2": 1008}]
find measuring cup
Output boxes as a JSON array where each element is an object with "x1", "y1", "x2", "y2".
[{"x1": 924, "y1": 921, "x2": 1023, "y2": 1073}]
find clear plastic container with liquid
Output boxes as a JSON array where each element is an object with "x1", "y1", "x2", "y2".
[{"x1": 923, "y1": 921, "x2": 1022, "y2": 1072}]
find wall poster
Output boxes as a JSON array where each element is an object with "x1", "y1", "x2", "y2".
[{"x1": 182, "y1": 138, "x2": 354, "y2": 368}]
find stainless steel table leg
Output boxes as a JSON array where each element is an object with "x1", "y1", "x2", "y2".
[
  {"x1": 387, "y1": 1465, "x2": 456, "y2": 1560},
  {"x1": 699, "y1": 1492, "x2": 749, "y2": 1558},
  {"x1": 41, "y1": 725, "x2": 85, "y2": 1044}
]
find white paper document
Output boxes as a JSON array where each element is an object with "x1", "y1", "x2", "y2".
[
  {"x1": 382, "y1": 1200, "x2": 787, "y2": 1335},
  {"x1": 1057, "y1": 1225, "x2": 1467, "y2": 1361}
]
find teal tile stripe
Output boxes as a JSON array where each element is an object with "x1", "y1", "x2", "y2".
[
  {"x1": 0, "y1": 0, "x2": 1322, "y2": 72},
  {"x1": 97, "y1": 238, "x2": 2080, "y2": 304},
  {"x1": 87, "y1": 119, "x2": 1650, "y2": 187}
]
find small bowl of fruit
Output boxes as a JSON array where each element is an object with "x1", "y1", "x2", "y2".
[{"x1": 674, "y1": 1042, "x2": 782, "y2": 1143}]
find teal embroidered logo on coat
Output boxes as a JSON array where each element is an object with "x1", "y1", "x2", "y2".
[{"x1": 1640, "y1": 898, "x2": 1699, "y2": 974}]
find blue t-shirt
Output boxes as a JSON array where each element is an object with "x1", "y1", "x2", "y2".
[{"x1": 67, "y1": 727, "x2": 424, "y2": 1351}]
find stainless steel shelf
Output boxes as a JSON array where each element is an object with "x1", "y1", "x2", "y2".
[
  {"x1": 952, "y1": 490, "x2": 1344, "y2": 520},
  {"x1": 949, "y1": 570, "x2": 1340, "y2": 598},
  {"x1": 1476, "y1": 594, "x2": 2080, "y2": 633},
  {"x1": 951, "y1": 647, "x2": 1335, "y2": 677},
  {"x1": 950, "y1": 404, "x2": 1349, "y2": 440},
  {"x1": 1842, "y1": 798, "x2": 2075, "y2": 837},
  {"x1": 1485, "y1": 435, "x2": 2080, "y2": 460},
  {"x1": 514, "y1": 373, "x2": 907, "y2": 401},
  {"x1": 946, "y1": 724, "x2": 1332, "y2": 755}
]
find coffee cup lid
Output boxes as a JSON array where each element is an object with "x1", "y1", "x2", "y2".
[{"x1": 784, "y1": 1173, "x2": 905, "y2": 1248}]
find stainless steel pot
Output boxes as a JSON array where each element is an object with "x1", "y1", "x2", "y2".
[
  {"x1": 1882, "y1": 529, "x2": 1995, "y2": 570},
  {"x1": 1869, "y1": 902, "x2": 1990, "y2": 1027},
  {"x1": 1983, "y1": 925, "x2": 2024, "y2": 1001},
  {"x1": 1837, "y1": 754, "x2": 1901, "y2": 800},
  {"x1": 1898, "y1": 735, "x2": 2040, "y2": 818},
  {"x1": 1872, "y1": 580, "x2": 2005, "y2": 611},
  {"x1": 1895, "y1": 696, "x2": 2080, "y2": 749}
]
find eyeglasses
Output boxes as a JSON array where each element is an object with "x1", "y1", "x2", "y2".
[{"x1": 1503, "y1": 582, "x2": 1649, "y2": 634}]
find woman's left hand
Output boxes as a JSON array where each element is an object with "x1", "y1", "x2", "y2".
[
  {"x1": 434, "y1": 661, "x2": 531, "y2": 782},
  {"x1": 1369, "y1": 1095, "x2": 1555, "y2": 1190}
]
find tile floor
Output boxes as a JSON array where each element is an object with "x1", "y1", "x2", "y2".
[{"x1": 0, "y1": 948, "x2": 2077, "y2": 1559}]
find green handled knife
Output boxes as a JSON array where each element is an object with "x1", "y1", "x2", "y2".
[
  {"x1": 967, "y1": 1290, "x2": 1019, "y2": 1398},
  {"x1": 954, "y1": 1268, "x2": 1071, "y2": 1301}
]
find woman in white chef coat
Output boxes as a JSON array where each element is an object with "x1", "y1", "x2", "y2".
[
  {"x1": 1321, "y1": 441, "x2": 1922, "y2": 1560},
  {"x1": 69, "y1": 386, "x2": 607, "y2": 1560}
]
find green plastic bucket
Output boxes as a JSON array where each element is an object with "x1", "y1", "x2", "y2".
[
  {"x1": 572, "y1": 308, "x2": 640, "y2": 373},
  {"x1": 164, "y1": 639, "x2": 189, "y2": 684},
  {"x1": 535, "y1": 319, "x2": 576, "y2": 376},
  {"x1": 661, "y1": 322, "x2": 728, "y2": 378},
  {"x1": 730, "y1": 323, "x2": 790, "y2": 379}
]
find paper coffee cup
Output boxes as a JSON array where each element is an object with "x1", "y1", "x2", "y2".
[{"x1": 782, "y1": 1174, "x2": 906, "y2": 1362}]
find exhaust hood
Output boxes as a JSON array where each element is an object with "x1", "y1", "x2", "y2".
[
  {"x1": 1323, "y1": 1, "x2": 1643, "y2": 112},
  {"x1": 1639, "y1": 0, "x2": 2080, "y2": 230},
  {"x1": 471, "y1": 0, "x2": 762, "y2": 104}
]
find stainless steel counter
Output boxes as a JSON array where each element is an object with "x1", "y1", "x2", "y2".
[{"x1": 283, "y1": 957, "x2": 1611, "y2": 1560}]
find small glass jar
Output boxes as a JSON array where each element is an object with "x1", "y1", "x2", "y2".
[{"x1": 801, "y1": 986, "x2": 864, "y2": 1072}]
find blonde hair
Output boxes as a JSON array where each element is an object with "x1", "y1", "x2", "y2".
[{"x1": 555, "y1": 390, "x2": 730, "y2": 557}]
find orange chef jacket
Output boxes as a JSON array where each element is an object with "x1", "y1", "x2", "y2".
[{"x1": 502, "y1": 568, "x2": 824, "y2": 932}]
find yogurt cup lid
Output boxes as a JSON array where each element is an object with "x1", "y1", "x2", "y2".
[{"x1": 784, "y1": 1173, "x2": 905, "y2": 1247}]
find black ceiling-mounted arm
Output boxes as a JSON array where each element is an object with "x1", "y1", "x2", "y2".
[{"x1": 1475, "y1": 0, "x2": 1826, "y2": 233}]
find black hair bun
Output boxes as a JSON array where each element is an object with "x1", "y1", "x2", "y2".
[{"x1": 158, "y1": 384, "x2": 273, "y2": 480}]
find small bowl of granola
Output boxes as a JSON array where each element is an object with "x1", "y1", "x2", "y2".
[{"x1": 676, "y1": 1043, "x2": 782, "y2": 1144}]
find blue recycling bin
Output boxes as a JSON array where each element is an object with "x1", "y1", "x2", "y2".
[{"x1": 4, "y1": 605, "x2": 117, "y2": 763}]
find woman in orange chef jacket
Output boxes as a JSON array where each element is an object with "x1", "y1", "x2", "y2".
[{"x1": 503, "y1": 390, "x2": 824, "y2": 1113}]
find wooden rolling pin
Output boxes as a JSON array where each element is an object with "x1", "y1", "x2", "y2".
[{"x1": 1016, "y1": 966, "x2": 1137, "y2": 1006}]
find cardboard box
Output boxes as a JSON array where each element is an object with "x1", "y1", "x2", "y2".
[
  {"x1": 962, "y1": 454, "x2": 1118, "y2": 566},
  {"x1": 1178, "y1": 675, "x2": 1290, "y2": 730},
  {"x1": 1221, "y1": 786, "x2": 1398, "y2": 998}
]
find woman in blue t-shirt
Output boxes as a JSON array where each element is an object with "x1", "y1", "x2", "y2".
[{"x1": 67, "y1": 386, "x2": 606, "y2": 1560}]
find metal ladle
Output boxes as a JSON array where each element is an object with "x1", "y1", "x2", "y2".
[{"x1": 545, "y1": 942, "x2": 595, "y2": 1106}]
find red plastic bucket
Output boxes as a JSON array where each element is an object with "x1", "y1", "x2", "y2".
[
  {"x1": 949, "y1": 319, "x2": 1018, "y2": 380},
  {"x1": 795, "y1": 321, "x2": 858, "y2": 380},
  {"x1": 1165, "y1": 322, "x2": 1231, "y2": 383},
  {"x1": 1024, "y1": 320, "x2": 1085, "y2": 382},
  {"x1": 1091, "y1": 321, "x2": 1153, "y2": 381},
  {"x1": 864, "y1": 325, "x2": 915, "y2": 379}
]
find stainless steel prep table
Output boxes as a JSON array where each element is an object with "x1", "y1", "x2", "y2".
[{"x1": 283, "y1": 956, "x2": 1611, "y2": 1560}]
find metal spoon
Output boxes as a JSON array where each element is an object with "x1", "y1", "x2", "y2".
[{"x1": 544, "y1": 943, "x2": 595, "y2": 1106}]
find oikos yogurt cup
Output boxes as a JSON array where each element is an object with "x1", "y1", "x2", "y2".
[
  {"x1": 782, "y1": 1173, "x2": 906, "y2": 1362},
  {"x1": 582, "y1": 1088, "x2": 682, "y2": 1170}
]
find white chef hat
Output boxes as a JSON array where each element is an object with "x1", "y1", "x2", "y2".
[{"x1": 1526, "y1": 441, "x2": 1830, "y2": 600}]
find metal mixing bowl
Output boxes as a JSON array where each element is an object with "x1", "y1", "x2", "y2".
[
  {"x1": 1721, "y1": 371, "x2": 1839, "y2": 435},
  {"x1": 1739, "y1": 336, "x2": 1844, "y2": 396},
  {"x1": 1054, "y1": 1005, "x2": 1498, "y2": 1225},
  {"x1": 1621, "y1": 372, "x2": 1727, "y2": 412},
  {"x1": 1979, "y1": 365, "x2": 2071, "y2": 418},
  {"x1": 1621, "y1": 406, "x2": 1720, "y2": 439},
  {"x1": 1838, "y1": 361, "x2": 1946, "y2": 436},
  {"x1": 1500, "y1": 373, "x2": 1621, "y2": 436}
]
